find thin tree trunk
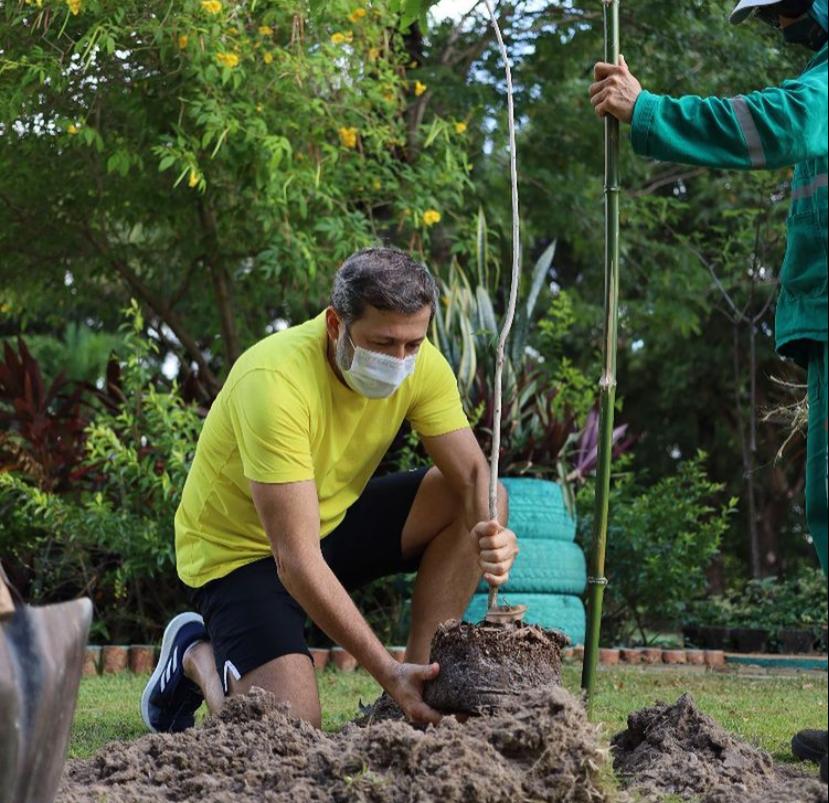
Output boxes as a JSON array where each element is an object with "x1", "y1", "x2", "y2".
[
  {"x1": 733, "y1": 322, "x2": 761, "y2": 577},
  {"x1": 198, "y1": 200, "x2": 242, "y2": 366}
]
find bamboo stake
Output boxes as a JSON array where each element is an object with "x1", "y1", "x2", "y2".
[
  {"x1": 581, "y1": 0, "x2": 620, "y2": 715},
  {"x1": 481, "y1": 0, "x2": 521, "y2": 612}
]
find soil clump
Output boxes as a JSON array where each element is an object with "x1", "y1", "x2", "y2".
[
  {"x1": 58, "y1": 685, "x2": 610, "y2": 802},
  {"x1": 423, "y1": 618, "x2": 568, "y2": 714},
  {"x1": 612, "y1": 692, "x2": 828, "y2": 802}
]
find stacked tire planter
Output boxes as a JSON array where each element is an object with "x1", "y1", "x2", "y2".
[{"x1": 464, "y1": 477, "x2": 586, "y2": 645}]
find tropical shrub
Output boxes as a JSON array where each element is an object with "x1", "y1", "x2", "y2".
[
  {"x1": 688, "y1": 568, "x2": 828, "y2": 634},
  {"x1": 0, "y1": 304, "x2": 202, "y2": 641},
  {"x1": 578, "y1": 452, "x2": 738, "y2": 645}
]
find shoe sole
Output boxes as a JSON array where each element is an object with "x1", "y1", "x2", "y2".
[{"x1": 140, "y1": 611, "x2": 204, "y2": 733}]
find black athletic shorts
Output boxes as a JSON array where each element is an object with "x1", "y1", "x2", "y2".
[{"x1": 188, "y1": 467, "x2": 429, "y2": 692}]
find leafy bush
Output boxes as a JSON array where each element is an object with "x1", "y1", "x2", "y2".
[
  {"x1": 688, "y1": 568, "x2": 828, "y2": 634},
  {"x1": 0, "y1": 303, "x2": 202, "y2": 642},
  {"x1": 578, "y1": 452, "x2": 737, "y2": 645}
]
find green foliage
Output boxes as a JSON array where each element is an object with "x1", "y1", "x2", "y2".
[
  {"x1": 0, "y1": 0, "x2": 470, "y2": 379},
  {"x1": 578, "y1": 452, "x2": 738, "y2": 645},
  {"x1": 688, "y1": 568, "x2": 828, "y2": 633},
  {"x1": 4, "y1": 323, "x2": 125, "y2": 386},
  {"x1": 0, "y1": 303, "x2": 202, "y2": 641}
]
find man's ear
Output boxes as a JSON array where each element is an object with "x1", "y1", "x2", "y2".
[{"x1": 325, "y1": 307, "x2": 341, "y2": 342}]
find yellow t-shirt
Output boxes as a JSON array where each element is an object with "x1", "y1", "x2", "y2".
[{"x1": 175, "y1": 311, "x2": 469, "y2": 588}]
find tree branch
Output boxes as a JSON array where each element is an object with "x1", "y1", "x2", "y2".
[{"x1": 82, "y1": 228, "x2": 221, "y2": 394}]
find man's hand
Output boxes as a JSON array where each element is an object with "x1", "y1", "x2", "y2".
[
  {"x1": 384, "y1": 661, "x2": 442, "y2": 725},
  {"x1": 589, "y1": 54, "x2": 642, "y2": 123},
  {"x1": 473, "y1": 520, "x2": 518, "y2": 587}
]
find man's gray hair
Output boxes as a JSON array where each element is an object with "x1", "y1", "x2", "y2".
[{"x1": 330, "y1": 247, "x2": 438, "y2": 324}]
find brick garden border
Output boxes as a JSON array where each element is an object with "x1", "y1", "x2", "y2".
[{"x1": 83, "y1": 644, "x2": 827, "y2": 676}]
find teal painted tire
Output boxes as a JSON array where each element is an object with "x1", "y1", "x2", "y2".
[
  {"x1": 502, "y1": 477, "x2": 575, "y2": 542},
  {"x1": 476, "y1": 539, "x2": 586, "y2": 595},
  {"x1": 464, "y1": 593, "x2": 586, "y2": 646}
]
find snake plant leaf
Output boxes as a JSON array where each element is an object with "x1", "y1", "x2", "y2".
[
  {"x1": 510, "y1": 238, "x2": 557, "y2": 364},
  {"x1": 475, "y1": 285, "x2": 498, "y2": 339}
]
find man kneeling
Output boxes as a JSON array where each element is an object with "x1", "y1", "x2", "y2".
[{"x1": 140, "y1": 247, "x2": 518, "y2": 731}]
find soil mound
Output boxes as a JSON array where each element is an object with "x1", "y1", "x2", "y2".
[
  {"x1": 612, "y1": 692, "x2": 827, "y2": 803},
  {"x1": 58, "y1": 685, "x2": 610, "y2": 803},
  {"x1": 423, "y1": 618, "x2": 567, "y2": 714}
]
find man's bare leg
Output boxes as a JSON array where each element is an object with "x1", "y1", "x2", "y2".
[
  {"x1": 402, "y1": 467, "x2": 506, "y2": 664},
  {"x1": 183, "y1": 642, "x2": 321, "y2": 728},
  {"x1": 182, "y1": 640, "x2": 225, "y2": 715}
]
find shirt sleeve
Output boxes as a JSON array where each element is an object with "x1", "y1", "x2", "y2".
[
  {"x1": 226, "y1": 369, "x2": 315, "y2": 484},
  {"x1": 407, "y1": 340, "x2": 470, "y2": 438},
  {"x1": 630, "y1": 54, "x2": 828, "y2": 171}
]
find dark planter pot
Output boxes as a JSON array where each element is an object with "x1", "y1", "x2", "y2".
[
  {"x1": 682, "y1": 624, "x2": 700, "y2": 648},
  {"x1": 777, "y1": 628, "x2": 816, "y2": 655},
  {"x1": 697, "y1": 625, "x2": 731, "y2": 650},
  {"x1": 731, "y1": 627, "x2": 769, "y2": 654}
]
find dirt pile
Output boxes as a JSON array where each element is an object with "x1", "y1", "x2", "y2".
[
  {"x1": 59, "y1": 685, "x2": 610, "y2": 802},
  {"x1": 612, "y1": 692, "x2": 828, "y2": 803},
  {"x1": 423, "y1": 618, "x2": 567, "y2": 714}
]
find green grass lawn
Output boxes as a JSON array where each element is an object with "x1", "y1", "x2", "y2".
[{"x1": 69, "y1": 663, "x2": 828, "y2": 773}]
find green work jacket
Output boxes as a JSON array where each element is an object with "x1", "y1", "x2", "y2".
[{"x1": 630, "y1": 45, "x2": 828, "y2": 367}]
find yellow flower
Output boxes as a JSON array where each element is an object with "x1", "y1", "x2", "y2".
[
  {"x1": 338, "y1": 127, "x2": 358, "y2": 149},
  {"x1": 348, "y1": 8, "x2": 366, "y2": 22},
  {"x1": 372, "y1": 178, "x2": 382, "y2": 191},
  {"x1": 66, "y1": 123, "x2": 79, "y2": 135},
  {"x1": 256, "y1": 103, "x2": 264, "y2": 112},
  {"x1": 66, "y1": 0, "x2": 81, "y2": 15},
  {"x1": 188, "y1": 170, "x2": 200, "y2": 188},
  {"x1": 258, "y1": 25, "x2": 274, "y2": 36},
  {"x1": 330, "y1": 31, "x2": 353, "y2": 45},
  {"x1": 262, "y1": 51, "x2": 273, "y2": 64},
  {"x1": 454, "y1": 121, "x2": 467, "y2": 135},
  {"x1": 368, "y1": 47, "x2": 380, "y2": 61},
  {"x1": 178, "y1": 34, "x2": 189, "y2": 49},
  {"x1": 382, "y1": 86, "x2": 396, "y2": 102},
  {"x1": 201, "y1": 0, "x2": 222, "y2": 14},
  {"x1": 422, "y1": 209, "x2": 441, "y2": 227},
  {"x1": 413, "y1": 80, "x2": 427, "y2": 97},
  {"x1": 216, "y1": 51, "x2": 240, "y2": 68}
]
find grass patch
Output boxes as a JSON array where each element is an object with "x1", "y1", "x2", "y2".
[{"x1": 69, "y1": 664, "x2": 827, "y2": 769}]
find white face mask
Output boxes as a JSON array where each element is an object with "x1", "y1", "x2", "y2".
[{"x1": 335, "y1": 327, "x2": 417, "y2": 399}]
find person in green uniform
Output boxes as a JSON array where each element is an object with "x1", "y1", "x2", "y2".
[{"x1": 588, "y1": 0, "x2": 828, "y2": 781}]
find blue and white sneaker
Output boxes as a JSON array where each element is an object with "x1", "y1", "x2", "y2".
[{"x1": 140, "y1": 611, "x2": 207, "y2": 733}]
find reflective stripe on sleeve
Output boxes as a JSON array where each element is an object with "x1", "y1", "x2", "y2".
[
  {"x1": 729, "y1": 96, "x2": 765, "y2": 168},
  {"x1": 792, "y1": 173, "x2": 829, "y2": 202}
]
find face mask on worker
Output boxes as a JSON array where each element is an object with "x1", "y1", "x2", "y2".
[
  {"x1": 335, "y1": 325, "x2": 417, "y2": 398},
  {"x1": 782, "y1": 12, "x2": 828, "y2": 47},
  {"x1": 756, "y1": 1, "x2": 828, "y2": 49}
]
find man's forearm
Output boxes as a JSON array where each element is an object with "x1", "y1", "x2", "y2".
[
  {"x1": 277, "y1": 550, "x2": 398, "y2": 686},
  {"x1": 463, "y1": 460, "x2": 506, "y2": 531}
]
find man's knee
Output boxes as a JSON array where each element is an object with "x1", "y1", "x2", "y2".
[{"x1": 229, "y1": 653, "x2": 322, "y2": 728}]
